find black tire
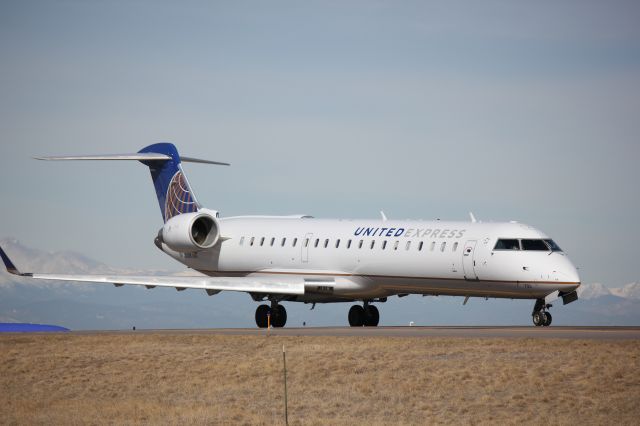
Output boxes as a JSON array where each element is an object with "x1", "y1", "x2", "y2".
[
  {"x1": 348, "y1": 305, "x2": 365, "y2": 327},
  {"x1": 272, "y1": 304, "x2": 287, "y2": 328},
  {"x1": 255, "y1": 304, "x2": 270, "y2": 328},
  {"x1": 532, "y1": 311, "x2": 544, "y2": 327},
  {"x1": 543, "y1": 311, "x2": 552, "y2": 327},
  {"x1": 364, "y1": 305, "x2": 380, "y2": 327}
]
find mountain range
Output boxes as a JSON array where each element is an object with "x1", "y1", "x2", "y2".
[
  {"x1": 1, "y1": 238, "x2": 639, "y2": 329},
  {"x1": 577, "y1": 281, "x2": 640, "y2": 300}
]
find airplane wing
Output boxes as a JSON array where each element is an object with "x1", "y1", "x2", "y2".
[{"x1": 0, "y1": 246, "x2": 304, "y2": 296}]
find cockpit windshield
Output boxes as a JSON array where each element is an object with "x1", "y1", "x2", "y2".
[
  {"x1": 520, "y1": 239, "x2": 549, "y2": 251},
  {"x1": 493, "y1": 238, "x2": 564, "y2": 252},
  {"x1": 494, "y1": 239, "x2": 520, "y2": 250},
  {"x1": 544, "y1": 239, "x2": 563, "y2": 252}
]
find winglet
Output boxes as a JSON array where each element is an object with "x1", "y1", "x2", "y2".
[{"x1": 0, "y1": 246, "x2": 31, "y2": 276}]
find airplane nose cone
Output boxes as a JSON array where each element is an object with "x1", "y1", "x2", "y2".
[
  {"x1": 565, "y1": 267, "x2": 581, "y2": 290},
  {"x1": 553, "y1": 256, "x2": 581, "y2": 291}
]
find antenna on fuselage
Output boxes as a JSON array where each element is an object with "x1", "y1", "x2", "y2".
[
  {"x1": 380, "y1": 211, "x2": 388, "y2": 221},
  {"x1": 469, "y1": 212, "x2": 477, "y2": 223}
]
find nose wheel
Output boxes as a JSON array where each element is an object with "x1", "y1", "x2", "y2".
[{"x1": 532, "y1": 299, "x2": 552, "y2": 327}]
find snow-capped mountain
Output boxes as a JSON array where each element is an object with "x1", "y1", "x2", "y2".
[
  {"x1": 577, "y1": 282, "x2": 640, "y2": 300},
  {"x1": 0, "y1": 238, "x2": 174, "y2": 287},
  {"x1": 576, "y1": 282, "x2": 611, "y2": 299},
  {"x1": 610, "y1": 282, "x2": 640, "y2": 300},
  {"x1": 0, "y1": 238, "x2": 123, "y2": 286}
]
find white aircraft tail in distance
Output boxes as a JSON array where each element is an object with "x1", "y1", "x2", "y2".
[{"x1": 0, "y1": 142, "x2": 581, "y2": 328}]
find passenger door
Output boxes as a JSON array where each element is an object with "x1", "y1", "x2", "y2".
[{"x1": 462, "y1": 240, "x2": 478, "y2": 280}]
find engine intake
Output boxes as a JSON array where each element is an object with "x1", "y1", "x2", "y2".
[{"x1": 161, "y1": 212, "x2": 220, "y2": 252}]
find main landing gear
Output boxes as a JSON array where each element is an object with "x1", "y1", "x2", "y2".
[
  {"x1": 255, "y1": 301, "x2": 287, "y2": 328},
  {"x1": 532, "y1": 298, "x2": 552, "y2": 327},
  {"x1": 348, "y1": 303, "x2": 380, "y2": 327}
]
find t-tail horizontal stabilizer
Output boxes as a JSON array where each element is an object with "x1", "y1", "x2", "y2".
[
  {"x1": 34, "y1": 153, "x2": 230, "y2": 166},
  {"x1": 33, "y1": 142, "x2": 230, "y2": 223}
]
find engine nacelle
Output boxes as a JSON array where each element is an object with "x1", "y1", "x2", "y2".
[{"x1": 161, "y1": 212, "x2": 220, "y2": 252}]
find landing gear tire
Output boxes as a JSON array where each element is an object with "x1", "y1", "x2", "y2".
[
  {"x1": 532, "y1": 298, "x2": 553, "y2": 327},
  {"x1": 348, "y1": 305, "x2": 365, "y2": 327},
  {"x1": 255, "y1": 304, "x2": 270, "y2": 328},
  {"x1": 532, "y1": 311, "x2": 545, "y2": 327},
  {"x1": 364, "y1": 305, "x2": 380, "y2": 327},
  {"x1": 272, "y1": 304, "x2": 287, "y2": 328}
]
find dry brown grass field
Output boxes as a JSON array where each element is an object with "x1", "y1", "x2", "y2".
[{"x1": 1, "y1": 332, "x2": 639, "y2": 425}]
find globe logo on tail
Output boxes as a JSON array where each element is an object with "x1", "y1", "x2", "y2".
[{"x1": 164, "y1": 170, "x2": 198, "y2": 222}]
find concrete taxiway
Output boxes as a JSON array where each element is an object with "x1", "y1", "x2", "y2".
[{"x1": 84, "y1": 326, "x2": 640, "y2": 340}]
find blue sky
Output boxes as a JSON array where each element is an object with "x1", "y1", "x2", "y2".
[{"x1": 1, "y1": 1, "x2": 639, "y2": 288}]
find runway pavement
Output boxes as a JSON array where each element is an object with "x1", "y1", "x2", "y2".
[{"x1": 85, "y1": 326, "x2": 640, "y2": 340}]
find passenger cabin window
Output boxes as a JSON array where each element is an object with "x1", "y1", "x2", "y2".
[
  {"x1": 494, "y1": 239, "x2": 520, "y2": 250},
  {"x1": 335, "y1": 239, "x2": 340, "y2": 248},
  {"x1": 405, "y1": 241, "x2": 411, "y2": 250},
  {"x1": 292, "y1": 238, "x2": 297, "y2": 247},
  {"x1": 370, "y1": 240, "x2": 375, "y2": 249},
  {"x1": 239, "y1": 237, "x2": 245, "y2": 246},
  {"x1": 347, "y1": 239, "x2": 352, "y2": 249},
  {"x1": 382, "y1": 240, "x2": 387, "y2": 250},
  {"x1": 324, "y1": 239, "x2": 329, "y2": 248},
  {"x1": 314, "y1": 239, "x2": 320, "y2": 248},
  {"x1": 281, "y1": 238, "x2": 286, "y2": 247},
  {"x1": 453, "y1": 242, "x2": 458, "y2": 252},
  {"x1": 544, "y1": 239, "x2": 563, "y2": 252},
  {"x1": 440, "y1": 242, "x2": 446, "y2": 252},
  {"x1": 418, "y1": 241, "x2": 423, "y2": 251},
  {"x1": 394, "y1": 241, "x2": 399, "y2": 251},
  {"x1": 250, "y1": 237, "x2": 255, "y2": 246},
  {"x1": 358, "y1": 240, "x2": 363, "y2": 249},
  {"x1": 270, "y1": 237, "x2": 275, "y2": 246},
  {"x1": 304, "y1": 238, "x2": 309, "y2": 248},
  {"x1": 260, "y1": 237, "x2": 265, "y2": 246},
  {"x1": 521, "y1": 239, "x2": 549, "y2": 251}
]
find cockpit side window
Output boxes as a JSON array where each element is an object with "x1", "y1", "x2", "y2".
[
  {"x1": 494, "y1": 239, "x2": 520, "y2": 250},
  {"x1": 521, "y1": 239, "x2": 549, "y2": 251},
  {"x1": 544, "y1": 239, "x2": 563, "y2": 252}
]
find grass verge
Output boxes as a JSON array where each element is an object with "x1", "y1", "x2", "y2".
[{"x1": 1, "y1": 333, "x2": 639, "y2": 425}]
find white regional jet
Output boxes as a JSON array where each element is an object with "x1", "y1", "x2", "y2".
[{"x1": 0, "y1": 143, "x2": 581, "y2": 328}]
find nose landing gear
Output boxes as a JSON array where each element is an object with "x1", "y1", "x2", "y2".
[
  {"x1": 532, "y1": 298, "x2": 552, "y2": 327},
  {"x1": 348, "y1": 303, "x2": 379, "y2": 327}
]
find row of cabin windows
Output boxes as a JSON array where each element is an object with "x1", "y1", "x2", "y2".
[
  {"x1": 239, "y1": 236, "x2": 299, "y2": 247},
  {"x1": 238, "y1": 236, "x2": 459, "y2": 253}
]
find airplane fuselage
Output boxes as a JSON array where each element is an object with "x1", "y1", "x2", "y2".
[{"x1": 160, "y1": 216, "x2": 580, "y2": 304}]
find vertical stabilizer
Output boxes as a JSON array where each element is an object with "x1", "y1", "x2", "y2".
[{"x1": 138, "y1": 143, "x2": 200, "y2": 222}]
